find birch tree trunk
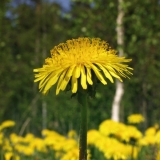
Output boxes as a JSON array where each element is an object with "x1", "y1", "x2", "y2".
[{"x1": 111, "y1": 0, "x2": 124, "y2": 122}]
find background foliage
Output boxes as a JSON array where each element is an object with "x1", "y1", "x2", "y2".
[{"x1": 0, "y1": 0, "x2": 160, "y2": 136}]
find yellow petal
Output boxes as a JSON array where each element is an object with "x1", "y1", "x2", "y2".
[
  {"x1": 105, "y1": 65, "x2": 122, "y2": 82},
  {"x1": 110, "y1": 71, "x2": 122, "y2": 82},
  {"x1": 75, "y1": 65, "x2": 81, "y2": 78},
  {"x1": 69, "y1": 66, "x2": 82, "y2": 93},
  {"x1": 60, "y1": 66, "x2": 75, "y2": 91},
  {"x1": 56, "y1": 88, "x2": 60, "y2": 95},
  {"x1": 39, "y1": 71, "x2": 57, "y2": 89},
  {"x1": 80, "y1": 65, "x2": 87, "y2": 89},
  {"x1": 71, "y1": 74, "x2": 78, "y2": 93},
  {"x1": 95, "y1": 63, "x2": 114, "y2": 83},
  {"x1": 57, "y1": 65, "x2": 75, "y2": 92},
  {"x1": 35, "y1": 72, "x2": 46, "y2": 78},
  {"x1": 33, "y1": 68, "x2": 42, "y2": 72},
  {"x1": 86, "y1": 67, "x2": 93, "y2": 85},
  {"x1": 57, "y1": 69, "x2": 68, "y2": 89},
  {"x1": 39, "y1": 74, "x2": 51, "y2": 89},
  {"x1": 42, "y1": 72, "x2": 61, "y2": 94},
  {"x1": 60, "y1": 76, "x2": 71, "y2": 91},
  {"x1": 91, "y1": 64, "x2": 107, "y2": 85},
  {"x1": 34, "y1": 74, "x2": 46, "y2": 82},
  {"x1": 65, "y1": 65, "x2": 76, "y2": 78}
]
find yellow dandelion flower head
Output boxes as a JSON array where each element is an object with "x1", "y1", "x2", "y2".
[
  {"x1": 139, "y1": 135, "x2": 156, "y2": 146},
  {"x1": 87, "y1": 129, "x2": 102, "y2": 145},
  {"x1": 155, "y1": 130, "x2": 160, "y2": 144},
  {"x1": 22, "y1": 133, "x2": 35, "y2": 143},
  {"x1": 145, "y1": 127, "x2": 156, "y2": 136},
  {"x1": 10, "y1": 133, "x2": 22, "y2": 144},
  {"x1": 0, "y1": 120, "x2": 15, "y2": 131},
  {"x1": 30, "y1": 138, "x2": 47, "y2": 152},
  {"x1": 120, "y1": 125, "x2": 142, "y2": 142},
  {"x1": 127, "y1": 114, "x2": 145, "y2": 124},
  {"x1": 156, "y1": 151, "x2": 160, "y2": 160},
  {"x1": 67, "y1": 130, "x2": 77, "y2": 138},
  {"x1": 60, "y1": 148, "x2": 91, "y2": 160},
  {"x1": 4, "y1": 152, "x2": 13, "y2": 160},
  {"x1": 33, "y1": 37, "x2": 133, "y2": 95},
  {"x1": 62, "y1": 139, "x2": 78, "y2": 151},
  {"x1": 60, "y1": 148, "x2": 79, "y2": 160},
  {"x1": 99, "y1": 119, "x2": 126, "y2": 137}
]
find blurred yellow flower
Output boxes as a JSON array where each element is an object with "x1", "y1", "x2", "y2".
[
  {"x1": 42, "y1": 129, "x2": 66, "y2": 148},
  {"x1": 145, "y1": 127, "x2": 156, "y2": 136},
  {"x1": 0, "y1": 132, "x2": 3, "y2": 144},
  {"x1": 155, "y1": 130, "x2": 160, "y2": 144},
  {"x1": 139, "y1": 135, "x2": 156, "y2": 146},
  {"x1": 4, "y1": 152, "x2": 13, "y2": 160},
  {"x1": 68, "y1": 130, "x2": 77, "y2": 138},
  {"x1": 103, "y1": 142, "x2": 138, "y2": 160},
  {"x1": 156, "y1": 150, "x2": 160, "y2": 160},
  {"x1": 62, "y1": 139, "x2": 78, "y2": 151},
  {"x1": 42, "y1": 129, "x2": 78, "y2": 152},
  {"x1": 10, "y1": 133, "x2": 23, "y2": 144},
  {"x1": 22, "y1": 133, "x2": 35, "y2": 143},
  {"x1": 60, "y1": 148, "x2": 90, "y2": 160},
  {"x1": 120, "y1": 125, "x2": 142, "y2": 142},
  {"x1": 30, "y1": 137, "x2": 47, "y2": 152},
  {"x1": 0, "y1": 120, "x2": 15, "y2": 131},
  {"x1": 99, "y1": 119, "x2": 126, "y2": 137},
  {"x1": 4, "y1": 152, "x2": 20, "y2": 160},
  {"x1": 87, "y1": 129, "x2": 139, "y2": 159},
  {"x1": 15, "y1": 144, "x2": 34, "y2": 156},
  {"x1": 33, "y1": 37, "x2": 132, "y2": 95},
  {"x1": 2, "y1": 138, "x2": 12, "y2": 151},
  {"x1": 42, "y1": 129, "x2": 63, "y2": 138},
  {"x1": 87, "y1": 129, "x2": 102, "y2": 145},
  {"x1": 139, "y1": 126, "x2": 159, "y2": 146},
  {"x1": 127, "y1": 114, "x2": 144, "y2": 124},
  {"x1": 60, "y1": 148, "x2": 79, "y2": 160}
]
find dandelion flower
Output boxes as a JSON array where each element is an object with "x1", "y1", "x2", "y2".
[
  {"x1": 33, "y1": 37, "x2": 133, "y2": 95},
  {"x1": 0, "y1": 120, "x2": 15, "y2": 131},
  {"x1": 128, "y1": 114, "x2": 145, "y2": 124},
  {"x1": 67, "y1": 130, "x2": 77, "y2": 138},
  {"x1": 145, "y1": 127, "x2": 156, "y2": 136},
  {"x1": 120, "y1": 125, "x2": 142, "y2": 142}
]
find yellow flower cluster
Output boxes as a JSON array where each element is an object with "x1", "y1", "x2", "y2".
[
  {"x1": 0, "y1": 122, "x2": 89, "y2": 160},
  {"x1": 0, "y1": 118, "x2": 160, "y2": 160},
  {"x1": 0, "y1": 120, "x2": 15, "y2": 131},
  {"x1": 99, "y1": 119, "x2": 142, "y2": 143},
  {"x1": 87, "y1": 129, "x2": 138, "y2": 159},
  {"x1": 139, "y1": 126, "x2": 160, "y2": 146}
]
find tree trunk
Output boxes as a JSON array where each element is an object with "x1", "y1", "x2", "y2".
[
  {"x1": 141, "y1": 83, "x2": 148, "y2": 130},
  {"x1": 32, "y1": 0, "x2": 41, "y2": 133},
  {"x1": 41, "y1": 1, "x2": 48, "y2": 130},
  {"x1": 111, "y1": 0, "x2": 124, "y2": 122}
]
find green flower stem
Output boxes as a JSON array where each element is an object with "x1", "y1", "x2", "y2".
[
  {"x1": 130, "y1": 138, "x2": 136, "y2": 160},
  {"x1": 78, "y1": 93, "x2": 88, "y2": 160},
  {"x1": 131, "y1": 145, "x2": 134, "y2": 160}
]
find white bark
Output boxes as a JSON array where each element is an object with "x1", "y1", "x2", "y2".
[
  {"x1": 111, "y1": 81, "x2": 124, "y2": 121},
  {"x1": 111, "y1": 0, "x2": 125, "y2": 122}
]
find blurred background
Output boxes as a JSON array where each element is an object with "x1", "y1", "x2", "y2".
[{"x1": 0, "y1": 0, "x2": 160, "y2": 136}]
